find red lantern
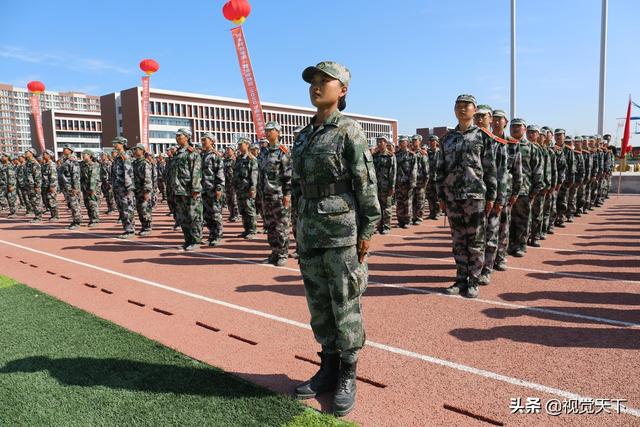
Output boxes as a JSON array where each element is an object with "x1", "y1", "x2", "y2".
[
  {"x1": 222, "y1": 0, "x2": 251, "y2": 25},
  {"x1": 139, "y1": 59, "x2": 160, "y2": 76},
  {"x1": 27, "y1": 81, "x2": 45, "y2": 94}
]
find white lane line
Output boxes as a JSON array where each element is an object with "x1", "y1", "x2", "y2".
[
  {"x1": 3, "y1": 218, "x2": 638, "y2": 329},
  {"x1": 1, "y1": 237, "x2": 638, "y2": 418},
  {"x1": 373, "y1": 250, "x2": 640, "y2": 286}
]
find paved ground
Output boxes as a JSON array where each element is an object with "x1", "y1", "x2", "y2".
[{"x1": 1, "y1": 195, "x2": 638, "y2": 426}]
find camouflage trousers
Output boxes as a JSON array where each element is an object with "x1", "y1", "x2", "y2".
[
  {"x1": 263, "y1": 195, "x2": 290, "y2": 258},
  {"x1": 41, "y1": 187, "x2": 58, "y2": 218},
  {"x1": 114, "y1": 187, "x2": 135, "y2": 233},
  {"x1": 445, "y1": 198, "x2": 486, "y2": 283},
  {"x1": 299, "y1": 245, "x2": 367, "y2": 364},
  {"x1": 175, "y1": 194, "x2": 203, "y2": 246},
  {"x1": 18, "y1": 187, "x2": 31, "y2": 212},
  {"x1": 567, "y1": 184, "x2": 577, "y2": 219},
  {"x1": 237, "y1": 194, "x2": 257, "y2": 235},
  {"x1": 556, "y1": 184, "x2": 569, "y2": 224},
  {"x1": 27, "y1": 189, "x2": 43, "y2": 219},
  {"x1": 82, "y1": 191, "x2": 100, "y2": 224},
  {"x1": 576, "y1": 183, "x2": 586, "y2": 212},
  {"x1": 291, "y1": 193, "x2": 298, "y2": 241},
  {"x1": 483, "y1": 207, "x2": 501, "y2": 274},
  {"x1": 0, "y1": 187, "x2": 7, "y2": 210},
  {"x1": 4, "y1": 188, "x2": 17, "y2": 215},
  {"x1": 166, "y1": 190, "x2": 176, "y2": 218},
  {"x1": 426, "y1": 183, "x2": 440, "y2": 218},
  {"x1": 376, "y1": 189, "x2": 393, "y2": 232},
  {"x1": 157, "y1": 179, "x2": 166, "y2": 201},
  {"x1": 63, "y1": 190, "x2": 82, "y2": 225},
  {"x1": 101, "y1": 183, "x2": 115, "y2": 212},
  {"x1": 395, "y1": 184, "x2": 413, "y2": 226},
  {"x1": 412, "y1": 182, "x2": 427, "y2": 222},
  {"x1": 530, "y1": 192, "x2": 546, "y2": 241},
  {"x1": 495, "y1": 203, "x2": 513, "y2": 266},
  {"x1": 589, "y1": 180, "x2": 599, "y2": 208},
  {"x1": 509, "y1": 195, "x2": 532, "y2": 253},
  {"x1": 225, "y1": 186, "x2": 238, "y2": 220},
  {"x1": 543, "y1": 190, "x2": 557, "y2": 234},
  {"x1": 134, "y1": 192, "x2": 152, "y2": 231},
  {"x1": 202, "y1": 192, "x2": 224, "y2": 242}
]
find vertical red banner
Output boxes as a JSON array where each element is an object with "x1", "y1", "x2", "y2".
[
  {"x1": 231, "y1": 26, "x2": 265, "y2": 139},
  {"x1": 29, "y1": 95, "x2": 46, "y2": 152},
  {"x1": 141, "y1": 76, "x2": 150, "y2": 150}
]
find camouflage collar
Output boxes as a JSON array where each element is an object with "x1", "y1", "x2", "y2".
[
  {"x1": 453, "y1": 124, "x2": 479, "y2": 134},
  {"x1": 311, "y1": 110, "x2": 343, "y2": 128}
]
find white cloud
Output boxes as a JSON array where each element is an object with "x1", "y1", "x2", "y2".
[{"x1": 0, "y1": 46, "x2": 132, "y2": 75}]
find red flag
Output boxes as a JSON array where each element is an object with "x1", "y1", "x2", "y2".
[{"x1": 621, "y1": 95, "x2": 632, "y2": 156}]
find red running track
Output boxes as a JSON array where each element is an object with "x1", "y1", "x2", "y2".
[{"x1": 1, "y1": 195, "x2": 639, "y2": 426}]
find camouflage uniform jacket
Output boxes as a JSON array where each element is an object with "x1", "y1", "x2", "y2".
[
  {"x1": 514, "y1": 137, "x2": 544, "y2": 196},
  {"x1": 233, "y1": 153, "x2": 258, "y2": 193},
  {"x1": 16, "y1": 164, "x2": 27, "y2": 188},
  {"x1": 546, "y1": 146, "x2": 558, "y2": 189},
  {"x1": 223, "y1": 156, "x2": 236, "y2": 186},
  {"x1": 0, "y1": 163, "x2": 5, "y2": 189},
  {"x1": 59, "y1": 156, "x2": 81, "y2": 192},
  {"x1": 415, "y1": 150, "x2": 430, "y2": 186},
  {"x1": 80, "y1": 160, "x2": 99, "y2": 193},
  {"x1": 156, "y1": 161, "x2": 166, "y2": 183},
  {"x1": 427, "y1": 148, "x2": 440, "y2": 182},
  {"x1": 112, "y1": 153, "x2": 135, "y2": 192},
  {"x1": 41, "y1": 159, "x2": 57, "y2": 191},
  {"x1": 535, "y1": 143, "x2": 552, "y2": 191},
  {"x1": 168, "y1": 146, "x2": 202, "y2": 196},
  {"x1": 395, "y1": 149, "x2": 417, "y2": 187},
  {"x1": 291, "y1": 110, "x2": 380, "y2": 250},
  {"x1": 258, "y1": 143, "x2": 291, "y2": 199},
  {"x1": 554, "y1": 146, "x2": 567, "y2": 185},
  {"x1": 133, "y1": 158, "x2": 153, "y2": 194},
  {"x1": 373, "y1": 150, "x2": 397, "y2": 192},
  {"x1": 25, "y1": 159, "x2": 42, "y2": 191},
  {"x1": 435, "y1": 125, "x2": 498, "y2": 202},
  {"x1": 563, "y1": 146, "x2": 577, "y2": 184},
  {"x1": 100, "y1": 160, "x2": 112, "y2": 185},
  {"x1": 574, "y1": 150, "x2": 585, "y2": 183},
  {"x1": 581, "y1": 151, "x2": 592, "y2": 184},
  {"x1": 502, "y1": 139, "x2": 523, "y2": 198},
  {"x1": 2, "y1": 162, "x2": 17, "y2": 188},
  {"x1": 201, "y1": 149, "x2": 225, "y2": 194},
  {"x1": 493, "y1": 140, "x2": 509, "y2": 206}
]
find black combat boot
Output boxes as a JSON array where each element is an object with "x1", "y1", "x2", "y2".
[
  {"x1": 334, "y1": 360, "x2": 357, "y2": 417},
  {"x1": 295, "y1": 352, "x2": 340, "y2": 399}
]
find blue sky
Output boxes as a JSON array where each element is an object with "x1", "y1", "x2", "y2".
[{"x1": 1, "y1": 0, "x2": 637, "y2": 144}]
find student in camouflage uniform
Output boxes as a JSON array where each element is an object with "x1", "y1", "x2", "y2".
[
  {"x1": 111, "y1": 137, "x2": 136, "y2": 238},
  {"x1": 507, "y1": 119, "x2": 543, "y2": 257},
  {"x1": 165, "y1": 147, "x2": 179, "y2": 228},
  {"x1": 24, "y1": 148, "x2": 43, "y2": 222},
  {"x1": 0, "y1": 153, "x2": 8, "y2": 212},
  {"x1": 544, "y1": 128, "x2": 564, "y2": 236},
  {"x1": 491, "y1": 110, "x2": 522, "y2": 271},
  {"x1": 1, "y1": 153, "x2": 17, "y2": 217},
  {"x1": 573, "y1": 137, "x2": 586, "y2": 219},
  {"x1": 410, "y1": 135, "x2": 429, "y2": 225},
  {"x1": 395, "y1": 135, "x2": 417, "y2": 228},
  {"x1": 223, "y1": 146, "x2": 239, "y2": 222},
  {"x1": 601, "y1": 134, "x2": 614, "y2": 200},
  {"x1": 233, "y1": 137, "x2": 258, "y2": 239},
  {"x1": 200, "y1": 132, "x2": 225, "y2": 246},
  {"x1": 16, "y1": 155, "x2": 31, "y2": 214},
  {"x1": 156, "y1": 153, "x2": 167, "y2": 202},
  {"x1": 474, "y1": 105, "x2": 507, "y2": 286},
  {"x1": 436, "y1": 94, "x2": 497, "y2": 299},
  {"x1": 426, "y1": 135, "x2": 441, "y2": 219},
  {"x1": 145, "y1": 152, "x2": 158, "y2": 210},
  {"x1": 99, "y1": 152, "x2": 115, "y2": 214},
  {"x1": 250, "y1": 142, "x2": 267, "y2": 234},
  {"x1": 40, "y1": 149, "x2": 59, "y2": 221},
  {"x1": 132, "y1": 144, "x2": 153, "y2": 236},
  {"x1": 528, "y1": 125, "x2": 550, "y2": 248},
  {"x1": 290, "y1": 125, "x2": 305, "y2": 259},
  {"x1": 555, "y1": 131, "x2": 576, "y2": 226},
  {"x1": 258, "y1": 122, "x2": 292, "y2": 265},
  {"x1": 372, "y1": 135, "x2": 396, "y2": 234},
  {"x1": 169, "y1": 128, "x2": 203, "y2": 251},
  {"x1": 59, "y1": 145, "x2": 83, "y2": 229},
  {"x1": 292, "y1": 62, "x2": 380, "y2": 416},
  {"x1": 79, "y1": 150, "x2": 100, "y2": 227}
]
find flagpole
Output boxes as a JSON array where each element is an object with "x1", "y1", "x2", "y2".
[
  {"x1": 510, "y1": 0, "x2": 517, "y2": 121},
  {"x1": 597, "y1": 0, "x2": 608, "y2": 135}
]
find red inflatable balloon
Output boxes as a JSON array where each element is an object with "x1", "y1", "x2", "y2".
[
  {"x1": 222, "y1": 0, "x2": 251, "y2": 25},
  {"x1": 27, "y1": 81, "x2": 45, "y2": 94},
  {"x1": 139, "y1": 59, "x2": 160, "y2": 76}
]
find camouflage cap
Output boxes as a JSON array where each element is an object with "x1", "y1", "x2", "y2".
[
  {"x1": 44, "y1": 149, "x2": 55, "y2": 157},
  {"x1": 25, "y1": 147, "x2": 37, "y2": 155},
  {"x1": 603, "y1": 134, "x2": 612, "y2": 141},
  {"x1": 264, "y1": 121, "x2": 282, "y2": 132},
  {"x1": 455, "y1": 94, "x2": 477, "y2": 106},
  {"x1": 428, "y1": 135, "x2": 440, "y2": 141},
  {"x1": 540, "y1": 126, "x2": 553, "y2": 134},
  {"x1": 237, "y1": 136, "x2": 251, "y2": 146},
  {"x1": 492, "y1": 109, "x2": 508, "y2": 120},
  {"x1": 398, "y1": 135, "x2": 410, "y2": 143},
  {"x1": 475, "y1": 104, "x2": 493, "y2": 115},
  {"x1": 81, "y1": 149, "x2": 93, "y2": 156},
  {"x1": 134, "y1": 143, "x2": 146, "y2": 152},
  {"x1": 112, "y1": 136, "x2": 128, "y2": 146},
  {"x1": 554, "y1": 128, "x2": 566, "y2": 135},
  {"x1": 411, "y1": 134, "x2": 423, "y2": 141},
  {"x1": 249, "y1": 142, "x2": 260, "y2": 150},
  {"x1": 302, "y1": 61, "x2": 351, "y2": 86},
  {"x1": 510, "y1": 118, "x2": 527, "y2": 127},
  {"x1": 176, "y1": 128, "x2": 192, "y2": 138},
  {"x1": 574, "y1": 136, "x2": 583, "y2": 142},
  {"x1": 375, "y1": 134, "x2": 389, "y2": 142},
  {"x1": 526, "y1": 125, "x2": 540, "y2": 133},
  {"x1": 201, "y1": 132, "x2": 216, "y2": 141}
]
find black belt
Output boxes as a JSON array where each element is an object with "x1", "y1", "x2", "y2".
[{"x1": 300, "y1": 181, "x2": 352, "y2": 199}]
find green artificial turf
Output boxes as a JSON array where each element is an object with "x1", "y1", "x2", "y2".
[{"x1": 0, "y1": 277, "x2": 353, "y2": 427}]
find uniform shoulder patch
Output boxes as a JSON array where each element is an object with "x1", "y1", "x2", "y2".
[{"x1": 279, "y1": 145, "x2": 289, "y2": 154}]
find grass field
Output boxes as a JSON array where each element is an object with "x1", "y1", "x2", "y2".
[{"x1": 0, "y1": 276, "x2": 351, "y2": 427}]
